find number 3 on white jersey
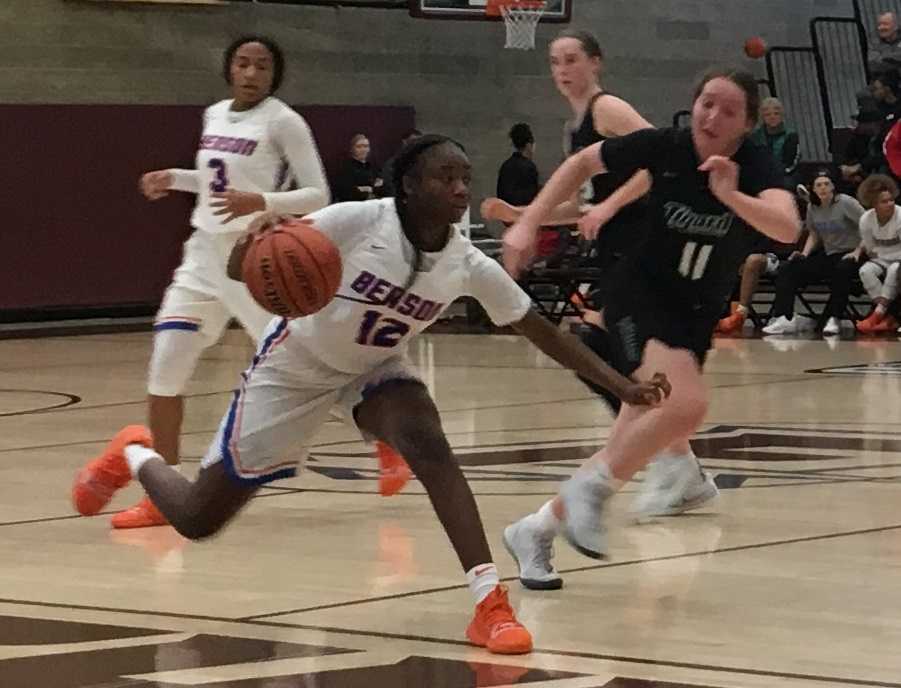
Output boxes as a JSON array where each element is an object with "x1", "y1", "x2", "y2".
[
  {"x1": 209, "y1": 158, "x2": 229, "y2": 193},
  {"x1": 678, "y1": 241, "x2": 714, "y2": 281}
]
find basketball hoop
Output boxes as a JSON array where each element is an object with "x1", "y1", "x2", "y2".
[{"x1": 486, "y1": 0, "x2": 546, "y2": 50}]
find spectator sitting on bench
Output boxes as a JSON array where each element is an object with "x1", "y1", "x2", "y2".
[
  {"x1": 855, "y1": 174, "x2": 901, "y2": 333},
  {"x1": 715, "y1": 237, "x2": 801, "y2": 334},
  {"x1": 867, "y1": 11, "x2": 901, "y2": 81},
  {"x1": 763, "y1": 169, "x2": 865, "y2": 336}
]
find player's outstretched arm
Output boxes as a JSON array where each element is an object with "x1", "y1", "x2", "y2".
[
  {"x1": 578, "y1": 169, "x2": 651, "y2": 240},
  {"x1": 481, "y1": 197, "x2": 583, "y2": 226},
  {"x1": 139, "y1": 169, "x2": 199, "y2": 200},
  {"x1": 503, "y1": 143, "x2": 606, "y2": 276},
  {"x1": 514, "y1": 143, "x2": 606, "y2": 231},
  {"x1": 510, "y1": 310, "x2": 670, "y2": 406}
]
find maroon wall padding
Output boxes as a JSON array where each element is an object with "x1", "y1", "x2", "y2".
[{"x1": 0, "y1": 103, "x2": 414, "y2": 313}]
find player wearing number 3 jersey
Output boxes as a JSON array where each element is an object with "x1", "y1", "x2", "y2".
[
  {"x1": 502, "y1": 68, "x2": 800, "y2": 568},
  {"x1": 119, "y1": 36, "x2": 330, "y2": 529}
]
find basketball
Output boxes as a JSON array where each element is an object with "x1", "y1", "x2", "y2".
[
  {"x1": 744, "y1": 36, "x2": 767, "y2": 59},
  {"x1": 242, "y1": 219, "x2": 342, "y2": 318}
]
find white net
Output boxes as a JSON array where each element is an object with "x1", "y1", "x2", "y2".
[{"x1": 499, "y1": 1, "x2": 546, "y2": 50}]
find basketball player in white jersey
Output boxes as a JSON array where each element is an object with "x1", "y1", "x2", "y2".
[
  {"x1": 73, "y1": 135, "x2": 669, "y2": 654},
  {"x1": 121, "y1": 36, "x2": 330, "y2": 528}
]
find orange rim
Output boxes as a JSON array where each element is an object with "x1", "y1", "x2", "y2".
[{"x1": 485, "y1": 0, "x2": 545, "y2": 17}]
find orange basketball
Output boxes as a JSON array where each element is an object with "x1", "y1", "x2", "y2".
[
  {"x1": 744, "y1": 36, "x2": 767, "y2": 59},
  {"x1": 242, "y1": 219, "x2": 342, "y2": 318}
]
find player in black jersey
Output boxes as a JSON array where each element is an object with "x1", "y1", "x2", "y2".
[
  {"x1": 482, "y1": 29, "x2": 652, "y2": 250},
  {"x1": 486, "y1": 31, "x2": 717, "y2": 589},
  {"x1": 482, "y1": 29, "x2": 652, "y2": 397},
  {"x1": 503, "y1": 67, "x2": 800, "y2": 568},
  {"x1": 548, "y1": 31, "x2": 720, "y2": 524}
]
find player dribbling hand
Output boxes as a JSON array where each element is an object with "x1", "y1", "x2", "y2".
[{"x1": 211, "y1": 190, "x2": 267, "y2": 224}]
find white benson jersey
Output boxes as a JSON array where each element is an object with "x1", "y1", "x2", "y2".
[
  {"x1": 192, "y1": 97, "x2": 318, "y2": 234},
  {"x1": 284, "y1": 199, "x2": 532, "y2": 374}
]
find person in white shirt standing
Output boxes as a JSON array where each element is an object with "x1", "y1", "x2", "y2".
[
  {"x1": 122, "y1": 36, "x2": 330, "y2": 528},
  {"x1": 855, "y1": 174, "x2": 901, "y2": 333}
]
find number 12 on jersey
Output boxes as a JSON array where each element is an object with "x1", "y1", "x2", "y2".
[
  {"x1": 356, "y1": 310, "x2": 410, "y2": 347},
  {"x1": 678, "y1": 241, "x2": 714, "y2": 281}
]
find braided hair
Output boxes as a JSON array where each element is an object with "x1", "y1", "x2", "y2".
[
  {"x1": 392, "y1": 134, "x2": 466, "y2": 205},
  {"x1": 391, "y1": 134, "x2": 466, "y2": 290}
]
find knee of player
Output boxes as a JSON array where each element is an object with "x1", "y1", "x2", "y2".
[
  {"x1": 152, "y1": 326, "x2": 216, "y2": 357},
  {"x1": 745, "y1": 253, "x2": 767, "y2": 272},
  {"x1": 176, "y1": 522, "x2": 221, "y2": 542},
  {"x1": 663, "y1": 390, "x2": 708, "y2": 431},
  {"x1": 148, "y1": 329, "x2": 214, "y2": 396},
  {"x1": 172, "y1": 511, "x2": 225, "y2": 541}
]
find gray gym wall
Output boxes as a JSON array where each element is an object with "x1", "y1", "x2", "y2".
[{"x1": 3, "y1": 0, "x2": 854, "y2": 220}]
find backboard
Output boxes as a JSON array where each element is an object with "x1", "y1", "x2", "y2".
[{"x1": 410, "y1": 0, "x2": 572, "y2": 22}]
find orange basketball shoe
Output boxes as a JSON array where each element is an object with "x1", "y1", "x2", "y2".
[
  {"x1": 111, "y1": 495, "x2": 168, "y2": 529},
  {"x1": 377, "y1": 441, "x2": 412, "y2": 497},
  {"x1": 72, "y1": 425, "x2": 153, "y2": 516},
  {"x1": 466, "y1": 585, "x2": 533, "y2": 654},
  {"x1": 856, "y1": 311, "x2": 885, "y2": 333},
  {"x1": 716, "y1": 309, "x2": 747, "y2": 334},
  {"x1": 863, "y1": 313, "x2": 899, "y2": 333},
  {"x1": 873, "y1": 314, "x2": 900, "y2": 332},
  {"x1": 716, "y1": 303, "x2": 747, "y2": 334},
  {"x1": 569, "y1": 290, "x2": 588, "y2": 314}
]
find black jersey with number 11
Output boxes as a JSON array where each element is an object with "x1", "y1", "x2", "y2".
[{"x1": 600, "y1": 127, "x2": 785, "y2": 312}]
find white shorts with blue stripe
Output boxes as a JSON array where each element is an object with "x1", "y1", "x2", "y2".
[
  {"x1": 155, "y1": 228, "x2": 274, "y2": 345},
  {"x1": 201, "y1": 318, "x2": 422, "y2": 485}
]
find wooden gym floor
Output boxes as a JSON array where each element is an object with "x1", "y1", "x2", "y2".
[{"x1": 0, "y1": 328, "x2": 899, "y2": 687}]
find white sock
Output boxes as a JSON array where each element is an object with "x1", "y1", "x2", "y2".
[
  {"x1": 658, "y1": 449, "x2": 703, "y2": 479},
  {"x1": 466, "y1": 563, "x2": 500, "y2": 604},
  {"x1": 876, "y1": 303, "x2": 887, "y2": 316},
  {"x1": 124, "y1": 444, "x2": 162, "y2": 477},
  {"x1": 736, "y1": 304, "x2": 748, "y2": 315},
  {"x1": 595, "y1": 461, "x2": 624, "y2": 491},
  {"x1": 530, "y1": 500, "x2": 561, "y2": 535},
  {"x1": 664, "y1": 447, "x2": 696, "y2": 462}
]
